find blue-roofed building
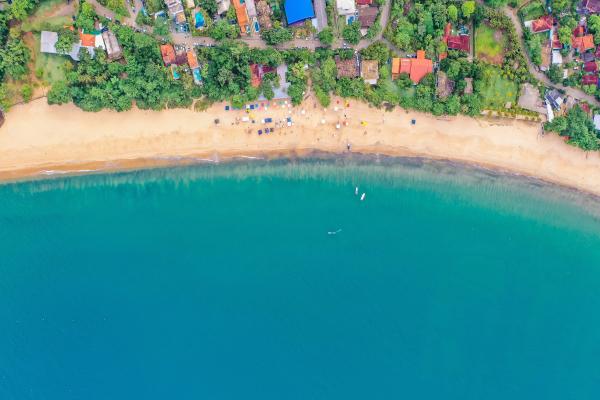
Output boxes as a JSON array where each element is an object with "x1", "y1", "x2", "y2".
[{"x1": 284, "y1": 0, "x2": 315, "y2": 25}]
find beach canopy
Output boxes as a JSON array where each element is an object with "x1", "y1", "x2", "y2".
[{"x1": 284, "y1": 0, "x2": 315, "y2": 25}]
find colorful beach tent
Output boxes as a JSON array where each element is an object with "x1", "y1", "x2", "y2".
[{"x1": 284, "y1": 0, "x2": 315, "y2": 25}]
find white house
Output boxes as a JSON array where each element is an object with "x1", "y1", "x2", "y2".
[{"x1": 336, "y1": 0, "x2": 356, "y2": 16}]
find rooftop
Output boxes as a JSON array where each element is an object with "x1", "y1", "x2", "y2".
[
  {"x1": 360, "y1": 59, "x2": 379, "y2": 84},
  {"x1": 284, "y1": 0, "x2": 314, "y2": 25},
  {"x1": 335, "y1": 56, "x2": 359, "y2": 78}
]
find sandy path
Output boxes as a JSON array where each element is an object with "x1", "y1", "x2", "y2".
[{"x1": 2, "y1": 98, "x2": 600, "y2": 195}]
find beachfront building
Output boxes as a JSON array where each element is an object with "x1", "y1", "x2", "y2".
[
  {"x1": 250, "y1": 63, "x2": 276, "y2": 87},
  {"x1": 391, "y1": 50, "x2": 433, "y2": 84},
  {"x1": 101, "y1": 30, "x2": 123, "y2": 61},
  {"x1": 284, "y1": 0, "x2": 315, "y2": 26},
  {"x1": 436, "y1": 71, "x2": 454, "y2": 99},
  {"x1": 360, "y1": 59, "x2": 379, "y2": 85},
  {"x1": 40, "y1": 30, "x2": 100, "y2": 61},
  {"x1": 258, "y1": 64, "x2": 291, "y2": 101},
  {"x1": 335, "y1": 55, "x2": 359, "y2": 78}
]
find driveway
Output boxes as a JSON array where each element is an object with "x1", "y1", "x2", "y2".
[{"x1": 313, "y1": 0, "x2": 328, "y2": 33}]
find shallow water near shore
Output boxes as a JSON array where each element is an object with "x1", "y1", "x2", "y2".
[{"x1": 1, "y1": 158, "x2": 600, "y2": 399}]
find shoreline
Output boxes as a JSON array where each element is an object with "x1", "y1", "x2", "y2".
[{"x1": 3, "y1": 98, "x2": 600, "y2": 196}]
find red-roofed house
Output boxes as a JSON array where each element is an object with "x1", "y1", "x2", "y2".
[
  {"x1": 572, "y1": 34, "x2": 594, "y2": 53},
  {"x1": 160, "y1": 44, "x2": 176, "y2": 66},
  {"x1": 582, "y1": 74, "x2": 598, "y2": 85},
  {"x1": 356, "y1": 0, "x2": 372, "y2": 4},
  {"x1": 250, "y1": 63, "x2": 276, "y2": 87},
  {"x1": 443, "y1": 23, "x2": 470, "y2": 52},
  {"x1": 581, "y1": 102, "x2": 591, "y2": 115},
  {"x1": 552, "y1": 30, "x2": 562, "y2": 49},
  {"x1": 573, "y1": 25, "x2": 585, "y2": 38},
  {"x1": 530, "y1": 15, "x2": 553, "y2": 33},
  {"x1": 391, "y1": 50, "x2": 433, "y2": 83},
  {"x1": 584, "y1": 61, "x2": 598, "y2": 72},
  {"x1": 447, "y1": 35, "x2": 470, "y2": 52}
]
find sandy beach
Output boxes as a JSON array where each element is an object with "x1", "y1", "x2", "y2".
[{"x1": 2, "y1": 97, "x2": 600, "y2": 195}]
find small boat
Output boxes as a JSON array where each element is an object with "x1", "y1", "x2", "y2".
[
  {"x1": 355, "y1": 187, "x2": 359, "y2": 195},
  {"x1": 360, "y1": 193, "x2": 366, "y2": 201}
]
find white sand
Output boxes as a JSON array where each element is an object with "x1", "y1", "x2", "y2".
[{"x1": 2, "y1": 97, "x2": 600, "y2": 195}]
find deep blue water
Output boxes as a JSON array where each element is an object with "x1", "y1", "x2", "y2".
[{"x1": 1, "y1": 158, "x2": 600, "y2": 399}]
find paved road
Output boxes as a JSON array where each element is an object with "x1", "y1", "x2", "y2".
[
  {"x1": 313, "y1": 0, "x2": 328, "y2": 33},
  {"x1": 87, "y1": 0, "x2": 393, "y2": 53},
  {"x1": 87, "y1": 0, "x2": 137, "y2": 26},
  {"x1": 502, "y1": 5, "x2": 600, "y2": 106}
]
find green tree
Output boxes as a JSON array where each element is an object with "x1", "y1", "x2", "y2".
[
  {"x1": 76, "y1": 2, "x2": 97, "y2": 32},
  {"x1": 21, "y1": 84, "x2": 33, "y2": 102},
  {"x1": 360, "y1": 42, "x2": 389, "y2": 65},
  {"x1": 485, "y1": 0, "x2": 507, "y2": 7},
  {"x1": 558, "y1": 26, "x2": 572, "y2": 46},
  {"x1": 47, "y1": 81, "x2": 72, "y2": 105},
  {"x1": 200, "y1": 0, "x2": 218, "y2": 17},
  {"x1": 547, "y1": 64, "x2": 563, "y2": 83},
  {"x1": 153, "y1": 17, "x2": 170, "y2": 37},
  {"x1": 342, "y1": 21, "x2": 361, "y2": 45},
  {"x1": 0, "y1": 40, "x2": 31, "y2": 80},
  {"x1": 318, "y1": 27, "x2": 334, "y2": 46},
  {"x1": 447, "y1": 5, "x2": 458, "y2": 22},
  {"x1": 588, "y1": 15, "x2": 600, "y2": 44},
  {"x1": 55, "y1": 29, "x2": 77, "y2": 54},
  {"x1": 9, "y1": 0, "x2": 34, "y2": 21},
  {"x1": 462, "y1": 1, "x2": 476, "y2": 19},
  {"x1": 261, "y1": 27, "x2": 293, "y2": 45},
  {"x1": 209, "y1": 19, "x2": 239, "y2": 40}
]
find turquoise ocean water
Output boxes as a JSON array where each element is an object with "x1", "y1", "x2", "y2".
[{"x1": 1, "y1": 158, "x2": 600, "y2": 399}]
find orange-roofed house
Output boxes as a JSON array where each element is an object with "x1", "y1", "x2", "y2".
[
  {"x1": 572, "y1": 34, "x2": 594, "y2": 53},
  {"x1": 160, "y1": 44, "x2": 176, "y2": 66},
  {"x1": 80, "y1": 32, "x2": 96, "y2": 47},
  {"x1": 233, "y1": 0, "x2": 250, "y2": 34},
  {"x1": 187, "y1": 50, "x2": 199, "y2": 69},
  {"x1": 410, "y1": 50, "x2": 433, "y2": 83},
  {"x1": 391, "y1": 51, "x2": 433, "y2": 83}
]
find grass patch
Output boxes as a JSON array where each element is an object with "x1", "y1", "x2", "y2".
[
  {"x1": 98, "y1": 0, "x2": 130, "y2": 18},
  {"x1": 22, "y1": 15, "x2": 73, "y2": 32},
  {"x1": 32, "y1": 33, "x2": 67, "y2": 85},
  {"x1": 475, "y1": 24, "x2": 504, "y2": 65},
  {"x1": 479, "y1": 67, "x2": 518, "y2": 109},
  {"x1": 519, "y1": 1, "x2": 545, "y2": 21}
]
